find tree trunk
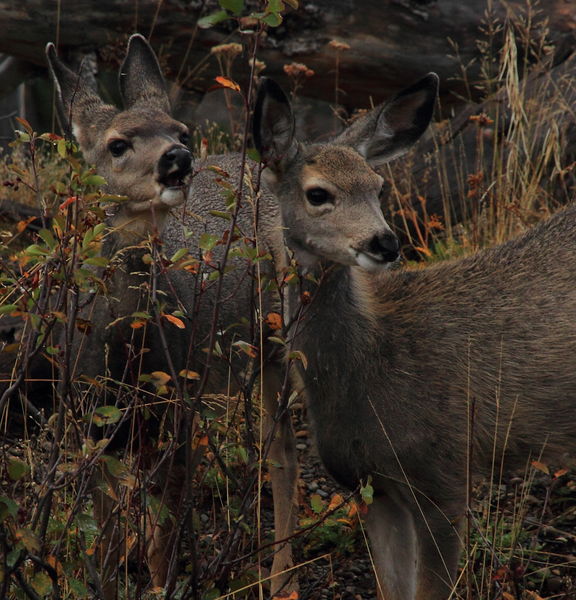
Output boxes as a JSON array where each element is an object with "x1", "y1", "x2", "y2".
[{"x1": 0, "y1": 0, "x2": 573, "y2": 109}]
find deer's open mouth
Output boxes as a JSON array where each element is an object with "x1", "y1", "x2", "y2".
[{"x1": 159, "y1": 171, "x2": 188, "y2": 189}]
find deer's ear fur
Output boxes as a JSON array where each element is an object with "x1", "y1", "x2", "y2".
[
  {"x1": 334, "y1": 73, "x2": 438, "y2": 167},
  {"x1": 119, "y1": 34, "x2": 170, "y2": 112},
  {"x1": 253, "y1": 77, "x2": 299, "y2": 175},
  {"x1": 45, "y1": 42, "x2": 116, "y2": 141}
]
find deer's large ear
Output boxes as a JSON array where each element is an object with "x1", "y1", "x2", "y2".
[
  {"x1": 119, "y1": 34, "x2": 170, "y2": 112},
  {"x1": 335, "y1": 73, "x2": 438, "y2": 167},
  {"x1": 46, "y1": 42, "x2": 113, "y2": 140},
  {"x1": 253, "y1": 78, "x2": 298, "y2": 173}
]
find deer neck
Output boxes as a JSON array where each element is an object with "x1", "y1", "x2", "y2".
[{"x1": 289, "y1": 262, "x2": 380, "y2": 384}]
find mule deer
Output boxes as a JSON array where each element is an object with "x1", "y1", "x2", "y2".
[
  {"x1": 46, "y1": 36, "x2": 296, "y2": 597},
  {"x1": 252, "y1": 76, "x2": 576, "y2": 599}
]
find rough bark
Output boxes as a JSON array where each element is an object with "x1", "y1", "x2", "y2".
[{"x1": 0, "y1": 0, "x2": 574, "y2": 108}]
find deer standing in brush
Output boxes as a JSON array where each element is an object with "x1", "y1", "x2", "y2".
[
  {"x1": 46, "y1": 36, "x2": 296, "y2": 598},
  {"x1": 252, "y1": 76, "x2": 576, "y2": 600}
]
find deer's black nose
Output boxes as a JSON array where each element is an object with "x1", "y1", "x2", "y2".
[
  {"x1": 367, "y1": 231, "x2": 399, "y2": 263},
  {"x1": 158, "y1": 146, "x2": 192, "y2": 186},
  {"x1": 159, "y1": 146, "x2": 192, "y2": 174}
]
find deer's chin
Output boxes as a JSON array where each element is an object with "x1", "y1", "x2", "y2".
[
  {"x1": 159, "y1": 186, "x2": 187, "y2": 207},
  {"x1": 353, "y1": 250, "x2": 397, "y2": 273}
]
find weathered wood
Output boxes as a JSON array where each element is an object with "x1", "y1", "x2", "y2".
[
  {"x1": 0, "y1": 0, "x2": 574, "y2": 108},
  {"x1": 382, "y1": 48, "x2": 576, "y2": 252}
]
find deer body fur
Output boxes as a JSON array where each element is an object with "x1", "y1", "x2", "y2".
[
  {"x1": 253, "y1": 76, "x2": 576, "y2": 600},
  {"x1": 46, "y1": 37, "x2": 295, "y2": 598}
]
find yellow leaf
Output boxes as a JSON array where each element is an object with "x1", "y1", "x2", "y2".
[
  {"x1": 215, "y1": 75, "x2": 241, "y2": 92},
  {"x1": 531, "y1": 460, "x2": 550, "y2": 475},
  {"x1": 163, "y1": 313, "x2": 185, "y2": 329},
  {"x1": 179, "y1": 369, "x2": 200, "y2": 380},
  {"x1": 151, "y1": 371, "x2": 172, "y2": 385}
]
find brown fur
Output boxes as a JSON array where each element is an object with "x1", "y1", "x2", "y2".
[
  {"x1": 46, "y1": 36, "x2": 297, "y2": 598},
  {"x1": 254, "y1": 74, "x2": 575, "y2": 600}
]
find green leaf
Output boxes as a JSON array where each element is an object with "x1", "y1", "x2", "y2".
[
  {"x1": 310, "y1": 493, "x2": 325, "y2": 514},
  {"x1": 262, "y1": 11, "x2": 282, "y2": 26},
  {"x1": 131, "y1": 311, "x2": 152, "y2": 319},
  {"x1": 82, "y1": 174, "x2": 107, "y2": 187},
  {"x1": 93, "y1": 405, "x2": 122, "y2": 426},
  {"x1": 198, "y1": 9, "x2": 229, "y2": 28},
  {"x1": 220, "y1": 0, "x2": 244, "y2": 15},
  {"x1": 247, "y1": 147, "x2": 261, "y2": 162},
  {"x1": 360, "y1": 478, "x2": 374, "y2": 505},
  {"x1": 202, "y1": 588, "x2": 222, "y2": 600},
  {"x1": 83, "y1": 256, "x2": 109, "y2": 267},
  {"x1": 67, "y1": 578, "x2": 89, "y2": 598},
  {"x1": 57, "y1": 138, "x2": 67, "y2": 157},
  {"x1": 267, "y1": 0, "x2": 285, "y2": 12},
  {"x1": 75, "y1": 513, "x2": 99, "y2": 535},
  {"x1": 8, "y1": 458, "x2": 30, "y2": 481},
  {"x1": 199, "y1": 232, "x2": 220, "y2": 252},
  {"x1": 0, "y1": 496, "x2": 18, "y2": 521},
  {"x1": 288, "y1": 350, "x2": 308, "y2": 370},
  {"x1": 25, "y1": 244, "x2": 50, "y2": 256},
  {"x1": 0, "y1": 304, "x2": 18, "y2": 315},
  {"x1": 102, "y1": 455, "x2": 129, "y2": 478},
  {"x1": 15, "y1": 130, "x2": 31, "y2": 143},
  {"x1": 170, "y1": 247, "x2": 189, "y2": 262},
  {"x1": 38, "y1": 228, "x2": 57, "y2": 250},
  {"x1": 93, "y1": 222, "x2": 107, "y2": 236},
  {"x1": 208, "y1": 210, "x2": 231, "y2": 220},
  {"x1": 31, "y1": 571, "x2": 52, "y2": 596}
]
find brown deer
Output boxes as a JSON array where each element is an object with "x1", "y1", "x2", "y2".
[
  {"x1": 252, "y1": 76, "x2": 576, "y2": 599},
  {"x1": 46, "y1": 36, "x2": 297, "y2": 598}
]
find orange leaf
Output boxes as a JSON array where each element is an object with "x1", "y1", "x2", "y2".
[
  {"x1": 266, "y1": 312, "x2": 282, "y2": 330},
  {"x1": 163, "y1": 313, "x2": 185, "y2": 329},
  {"x1": 59, "y1": 196, "x2": 77, "y2": 211},
  {"x1": 554, "y1": 468, "x2": 568, "y2": 478},
  {"x1": 531, "y1": 460, "x2": 550, "y2": 475},
  {"x1": 17, "y1": 217, "x2": 36, "y2": 233},
  {"x1": 272, "y1": 592, "x2": 299, "y2": 600},
  {"x1": 214, "y1": 75, "x2": 241, "y2": 92},
  {"x1": 414, "y1": 246, "x2": 432, "y2": 257},
  {"x1": 130, "y1": 320, "x2": 146, "y2": 329},
  {"x1": 328, "y1": 493, "x2": 344, "y2": 512},
  {"x1": 179, "y1": 369, "x2": 200, "y2": 380}
]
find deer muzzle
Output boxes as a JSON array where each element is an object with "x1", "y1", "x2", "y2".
[{"x1": 158, "y1": 146, "x2": 192, "y2": 189}]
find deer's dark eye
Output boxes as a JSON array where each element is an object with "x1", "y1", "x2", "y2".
[
  {"x1": 179, "y1": 131, "x2": 190, "y2": 146},
  {"x1": 306, "y1": 187, "x2": 334, "y2": 206},
  {"x1": 108, "y1": 139, "x2": 130, "y2": 157}
]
